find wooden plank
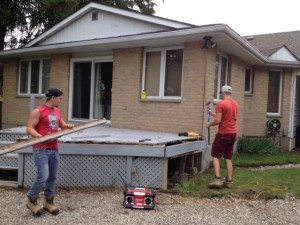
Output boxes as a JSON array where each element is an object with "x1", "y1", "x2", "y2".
[
  {"x1": 178, "y1": 155, "x2": 187, "y2": 174},
  {"x1": 0, "y1": 119, "x2": 107, "y2": 156},
  {"x1": 162, "y1": 158, "x2": 168, "y2": 190}
]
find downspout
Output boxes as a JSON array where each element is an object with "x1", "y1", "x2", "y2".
[
  {"x1": 201, "y1": 42, "x2": 209, "y2": 139},
  {"x1": 201, "y1": 36, "x2": 216, "y2": 144}
]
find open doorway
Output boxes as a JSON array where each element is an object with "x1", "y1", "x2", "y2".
[{"x1": 72, "y1": 61, "x2": 113, "y2": 121}]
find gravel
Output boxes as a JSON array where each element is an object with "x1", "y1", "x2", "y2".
[{"x1": 0, "y1": 186, "x2": 300, "y2": 225}]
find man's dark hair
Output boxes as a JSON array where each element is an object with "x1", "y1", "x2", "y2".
[{"x1": 45, "y1": 88, "x2": 63, "y2": 101}]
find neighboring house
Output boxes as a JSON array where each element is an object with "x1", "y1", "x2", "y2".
[{"x1": 0, "y1": 2, "x2": 300, "y2": 151}]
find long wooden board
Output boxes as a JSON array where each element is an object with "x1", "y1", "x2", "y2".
[{"x1": 0, "y1": 119, "x2": 107, "y2": 156}]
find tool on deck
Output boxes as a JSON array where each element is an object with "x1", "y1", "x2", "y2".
[
  {"x1": 178, "y1": 132, "x2": 200, "y2": 137},
  {"x1": 206, "y1": 100, "x2": 211, "y2": 145},
  {"x1": 0, "y1": 119, "x2": 107, "y2": 156}
]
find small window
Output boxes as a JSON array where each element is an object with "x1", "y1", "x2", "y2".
[
  {"x1": 19, "y1": 59, "x2": 50, "y2": 95},
  {"x1": 245, "y1": 67, "x2": 253, "y2": 94},
  {"x1": 267, "y1": 70, "x2": 282, "y2": 115},
  {"x1": 142, "y1": 47, "x2": 183, "y2": 99},
  {"x1": 214, "y1": 54, "x2": 228, "y2": 99},
  {"x1": 92, "y1": 11, "x2": 98, "y2": 21}
]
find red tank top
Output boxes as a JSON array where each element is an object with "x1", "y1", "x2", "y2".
[{"x1": 33, "y1": 104, "x2": 61, "y2": 149}]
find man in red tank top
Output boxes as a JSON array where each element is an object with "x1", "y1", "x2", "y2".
[
  {"x1": 206, "y1": 85, "x2": 238, "y2": 189},
  {"x1": 26, "y1": 88, "x2": 74, "y2": 216}
]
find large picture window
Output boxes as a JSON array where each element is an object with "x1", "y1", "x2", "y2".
[
  {"x1": 19, "y1": 59, "x2": 50, "y2": 95},
  {"x1": 142, "y1": 47, "x2": 183, "y2": 99},
  {"x1": 267, "y1": 70, "x2": 282, "y2": 115}
]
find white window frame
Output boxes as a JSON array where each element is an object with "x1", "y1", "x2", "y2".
[
  {"x1": 18, "y1": 58, "x2": 50, "y2": 96},
  {"x1": 215, "y1": 53, "x2": 228, "y2": 100},
  {"x1": 141, "y1": 46, "x2": 184, "y2": 100},
  {"x1": 267, "y1": 69, "x2": 282, "y2": 116},
  {"x1": 245, "y1": 67, "x2": 253, "y2": 94}
]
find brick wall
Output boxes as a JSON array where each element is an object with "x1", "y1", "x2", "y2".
[
  {"x1": 229, "y1": 56, "x2": 246, "y2": 137},
  {"x1": 50, "y1": 53, "x2": 71, "y2": 120},
  {"x1": 206, "y1": 55, "x2": 246, "y2": 140},
  {"x1": 2, "y1": 54, "x2": 71, "y2": 128},
  {"x1": 111, "y1": 43, "x2": 210, "y2": 133},
  {"x1": 2, "y1": 58, "x2": 34, "y2": 127},
  {"x1": 243, "y1": 67, "x2": 292, "y2": 150}
]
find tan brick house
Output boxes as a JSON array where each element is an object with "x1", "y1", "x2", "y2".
[{"x1": 1, "y1": 2, "x2": 300, "y2": 151}]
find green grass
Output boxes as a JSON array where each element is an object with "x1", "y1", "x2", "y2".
[{"x1": 173, "y1": 150, "x2": 300, "y2": 199}]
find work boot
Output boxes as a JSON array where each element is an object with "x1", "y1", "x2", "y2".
[
  {"x1": 44, "y1": 195, "x2": 59, "y2": 215},
  {"x1": 223, "y1": 178, "x2": 234, "y2": 189},
  {"x1": 208, "y1": 176, "x2": 224, "y2": 189},
  {"x1": 26, "y1": 196, "x2": 44, "y2": 216}
]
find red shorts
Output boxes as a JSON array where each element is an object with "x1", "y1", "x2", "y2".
[{"x1": 211, "y1": 133, "x2": 237, "y2": 160}]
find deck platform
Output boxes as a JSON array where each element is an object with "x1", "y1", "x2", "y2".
[{"x1": 0, "y1": 125, "x2": 211, "y2": 189}]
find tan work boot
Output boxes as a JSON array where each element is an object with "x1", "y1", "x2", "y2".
[
  {"x1": 208, "y1": 177, "x2": 224, "y2": 189},
  {"x1": 44, "y1": 195, "x2": 59, "y2": 215},
  {"x1": 26, "y1": 196, "x2": 44, "y2": 216},
  {"x1": 223, "y1": 179, "x2": 234, "y2": 188}
]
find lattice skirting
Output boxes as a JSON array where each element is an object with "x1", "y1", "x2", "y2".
[
  {"x1": 21, "y1": 154, "x2": 164, "y2": 188},
  {"x1": 0, "y1": 155, "x2": 18, "y2": 168}
]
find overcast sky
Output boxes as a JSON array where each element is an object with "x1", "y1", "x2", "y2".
[{"x1": 154, "y1": 0, "x2": 300, "y2": 36}]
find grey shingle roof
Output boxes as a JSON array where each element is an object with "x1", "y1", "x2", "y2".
[{"x1": 244, "y1": 30, "x2": 300, "y2": 59}]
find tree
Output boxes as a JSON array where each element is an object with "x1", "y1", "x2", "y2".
[{"x1": 0, "y1": 0, "x2": 162, "y2": 50}]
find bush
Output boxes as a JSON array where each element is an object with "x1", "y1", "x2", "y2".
[{"x1": 237, "y1": 136, "x2": 280, "y2": 155}]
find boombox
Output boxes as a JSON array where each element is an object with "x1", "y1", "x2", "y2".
[{"x1": 123, "y1": 187, "x2": 156, "y2": 210}]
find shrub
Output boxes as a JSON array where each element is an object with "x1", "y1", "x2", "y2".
[{"x1": 237, "y1": 136, "x2": 280, "y2": 155}]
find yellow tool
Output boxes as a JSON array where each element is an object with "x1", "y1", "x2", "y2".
[{"x1": 178, "y1": 132, "x2": 199, "y2": 137}]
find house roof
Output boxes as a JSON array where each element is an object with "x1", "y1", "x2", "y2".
[
  {"x1": 245, "y1": 30, "x2": 300, "y2": 59},
  {"x1": 1, "y1": 2, "x2": 300, "y2": 68},
  {"x1": 26, "y1": 2, "x2": 193, "y2": 47},
  {"x1": 0, "y1": 24, "x2": 268, "y2": 65}
]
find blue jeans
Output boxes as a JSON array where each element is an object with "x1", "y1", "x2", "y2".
[{"x1": 27, "y1": 148, "x2": 60, "y2": 197}]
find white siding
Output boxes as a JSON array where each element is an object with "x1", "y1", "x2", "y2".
[
  {"x1": 269, "y1": 47, "x2": 298, "y2": 61},
  {"x1": 40, "y1": 10, "x2": 169, "y2": 46}
]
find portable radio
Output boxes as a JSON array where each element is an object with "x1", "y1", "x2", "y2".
[{"x1": 123, "y1": 187, "x2": 156, "y2": 210}]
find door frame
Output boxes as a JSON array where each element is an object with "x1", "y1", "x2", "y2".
[{"x1": 69, "y1": 56, "x2": 113, "y2": 122}]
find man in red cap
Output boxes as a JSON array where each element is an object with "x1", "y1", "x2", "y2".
[
  {"x1": 26, "y1": 88, "x2": 74, "y2": 216},
  {"x1": 206, "y1": 85, "x2": 238, "y2": 189}
]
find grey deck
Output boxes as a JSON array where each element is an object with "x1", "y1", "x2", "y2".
[{"x1": 0, "y1": 125, "x2": 211, "y2": 189}]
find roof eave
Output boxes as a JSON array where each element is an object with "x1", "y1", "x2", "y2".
[{"x1": 2, "y1": 24, "x2": 300, "y2": 69}]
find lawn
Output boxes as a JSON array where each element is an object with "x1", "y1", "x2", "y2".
[{"x1": 174, "y1": 149, "x2": 300, "y2": 199}]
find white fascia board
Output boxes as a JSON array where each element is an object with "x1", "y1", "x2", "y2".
[{"x1": 26, "y1": 2, "x2": 191, "y2": 47}]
